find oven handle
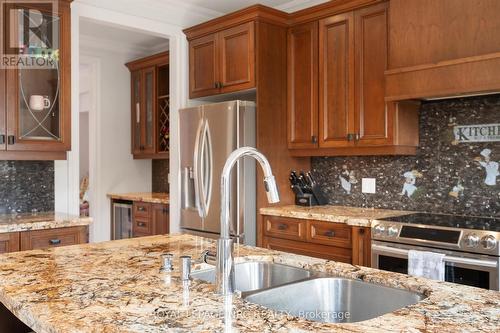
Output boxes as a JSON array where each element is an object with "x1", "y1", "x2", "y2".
[{"x1": 371, "y1": 244, "x2": 498, "y2": 268}]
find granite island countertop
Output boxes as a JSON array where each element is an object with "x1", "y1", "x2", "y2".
[
  {"x1": 260, "y1": 205, "x2": 412, "y2": 227},
  {"x1": 0, "y1": 212, "x2": 92, "y2": 233},
  {"x1": 0, "y1": 234, "x2": 498, "y2": 332},
  {"x1": 107, "y1": 192, "x2": 170, "y2": 204}
]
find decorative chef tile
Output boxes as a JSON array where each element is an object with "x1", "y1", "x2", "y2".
[
  {"x1": 0, "y1": 161, "x2": 54, "y2": 214},
  {"x1": 312, "y1": 94, "x2": 500, "y2": 217}
]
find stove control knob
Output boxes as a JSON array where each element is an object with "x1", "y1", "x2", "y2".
[
  {"x1": 481, "y1": 235, "x2": 497, "y2": 250},
  {"x1": 464, "y1": 234, "x2": 480, "y2": 248},
  {"x1": 387, "y1": 226, "x2": 399, "y2": 237},
  {"x1": 373, "y1": 225, "x2": 385, "y2": 236}
]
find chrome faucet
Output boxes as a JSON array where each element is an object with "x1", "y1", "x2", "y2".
[{"x1": 215, "y1": 147, "x2": 280, "y2": 295}]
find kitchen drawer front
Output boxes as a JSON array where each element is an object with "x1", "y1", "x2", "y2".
[
  {"x1": 133, "y1": 217, "x2": 153, "y2": 236},
  {"x1": 20, "y1": 227, "x2": 88, "y2": 251},
  {"x1": 263, "y1": 216, "x2": 306, "y2": 241},
  {"x1": 263, "y1": 237, "x2": 352, "y2": 263},
  {"x1": 307, "y1": 221, "x2": 352, "y2": 248},
  {"x1": 0, "y1": 233, "x2": 20, "y2": 253},
  {"x1": 133, "y1": 202, "x2": 151, "y2": 218}
]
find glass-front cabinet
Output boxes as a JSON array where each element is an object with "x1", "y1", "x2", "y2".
[
  {"x1": 1, "y1": 0, "x2": 71, "y2": 159},
  {"x1": 126, "y1": 52, "x2": 169, "y2": 159}
]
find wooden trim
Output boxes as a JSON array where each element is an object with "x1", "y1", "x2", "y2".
[
  {"x1": 183, "y1": 5, "x2": 289, "y2": 40},
  {"x1": 385, "y1": 52, "x2": 500, "y2": 75},
  {"x1": 0, "y1": 150, "x2": 67, "y2": 160},
  {"x1": 385, "y1": 56, "x2": 500, "y2": 101},
  {"x1": 0, "y1": 232, "x2": 20, "y2": 253},
  {"x1": 289, "y1": 145, "x2": 417, "y2": 157},
  {"x1": 125, "y1": 52, "x2": 169, "y2": 72},
  {"x1": 290, "y1": 0, "x2": 383, "y2": 25},
  {"x1": 133, "y1": 153, "x2": 169, "y2": 160},
  {"x1": 351, "y1": 227, "x2": 371, "y2": 267}
]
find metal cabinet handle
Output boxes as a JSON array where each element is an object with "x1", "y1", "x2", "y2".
[
  {"x1": 355, "y1": 133, "x2": 360, "y2": 141},
  {"x1": 346, "y1": 133, "x2": 355, "y2": 141},
  {"x1": 324, "y1": 230, "x2": 335, "y2": 237},
  {"x1": 138, "y1": 206, "x2": 146, "y2": 212},
  {"x1": 7, "y1": 135, "x2": 15, "y2": 145},
  {"x1": 277, "y1": 224, "x2": 288, "y2": 231},
  {"x1": 49, "y1": 239, "x2": 61, "y2": 245},
  {"x1": 214, "y1": 82, "x2": 219, "y2": 88},
  {"x1": 311, "y1": 135, "x2": 317, "y2": 144},
  {"x1": 137, "y1": 222, "x2": 146, "y2": 227}
]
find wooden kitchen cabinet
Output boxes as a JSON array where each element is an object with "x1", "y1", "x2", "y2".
[
  {"x1": 0, "y1": 0, "x2": 72, "y2": 160},
  {"x1": 132, "y1": 202, "x2": 169, "y2": 237},
  {"x1": 260, "y1": 215, "x2": 371, "y2": 266},
  {"x1": 287, "y1": 21, "x2": 319, "y2": 149},
  {"x1": 126, "y1": 52, "x2": 170, "y2": 159},
  {"x1": 20, "y1": 226, "x2": 88, "y2": 251},
  {"x1": 188, "y1": 22, "x2": 255, "y2": 98},
  {"x1": 0, "y1": 233, "x2": 20, "y2": 253},
  {"x1": 288, "y1": 2, "x2": 418, "y2": 156}
]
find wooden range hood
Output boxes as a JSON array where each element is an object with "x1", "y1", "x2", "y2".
[{"x1": 385, "y1": 0, "x2": 500, "y2": 101}]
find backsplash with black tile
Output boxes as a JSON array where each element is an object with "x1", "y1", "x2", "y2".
[
  {"x1": 0, "y1": 161, "x2": 54, "y2": 214},
  {"x1": 312, "y1": 94, "x2": 500, "y2": 218},
  {"x1": 152, "y1": 159, "x2": 169, "y2": 193}
]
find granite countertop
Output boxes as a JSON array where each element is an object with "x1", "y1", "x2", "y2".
[
  {"x1": 0, "y1": 212, "x2": 92, "y2": 233},
  {"x1": 0, "y1": 234, "x2": 498, "y2": 332},
  {"x1": 260, "y1": 205, "x2": 411, "y2": 227},
  {"x1": 107, "y1": 192, "x2": 170, "y2": 204}
]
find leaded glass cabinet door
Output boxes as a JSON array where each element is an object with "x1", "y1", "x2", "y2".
[
  {"x1": 141, "y1": 67, "x2": 156, "y2": 155},
  {"x1": 5, "y1": 3, "x2": 71, "y2": 152}
]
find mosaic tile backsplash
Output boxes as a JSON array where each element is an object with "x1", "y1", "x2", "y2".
[
  {"x1": 312, "y1": 94, "x2": 500, "y2": 218},
  {"x1": 0, "y1": 161, "x2": 54, "y2": 214},
  {"x1": 152, "y1": 159, "x2": 169, "y2": 193}
]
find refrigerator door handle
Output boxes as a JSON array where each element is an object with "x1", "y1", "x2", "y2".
[
  {"x1": 193, "y1": 119, "x2": 205, "y2": 218},
  {"x1": 202, "y1": 122, "x2": 214, "y2": 217}
]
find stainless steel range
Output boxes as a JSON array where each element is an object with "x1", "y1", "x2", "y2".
[{"x1": 371, "y1": 213, "x2": 499, "y2": 290}]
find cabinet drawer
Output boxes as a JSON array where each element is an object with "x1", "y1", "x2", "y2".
[
  {"x1": 263, "y1": 237, "x2": 352, "y2": 263},
  {"x1": 133, "y1": 217, "x2": 153, "y2": 236},
  {"x1": 20, "y1": 227, "x2": 88, "y2": 251},
  {"x1": 263, "y1": 216, "x2": 306, "y2": 241},
  {"x1": 134, "y1": 202, "x2": 151, "y2": 218},
  {"x1": 307, "y1": 221, "x2": 352, "y2": 248}
]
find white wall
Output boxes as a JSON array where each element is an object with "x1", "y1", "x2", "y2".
[
  {"x1": 79, "y1": 112, "x2": 89, "y2": 180},
  {"x1": 55, "y1": 1, "x2": 189, "y2": 242}
]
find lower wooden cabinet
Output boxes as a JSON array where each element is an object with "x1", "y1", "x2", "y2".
[
  {"x1": 20, "y1": 226, "x2": 88, "y2": 251},
  {"x1": 260, "y1": 215, "x2": 371, "y2": 266},
  {"x1": 132, "y1": 202, "x2": 169, "y2": 237},
  {"x1": 0, "y1": 233, "x2": 20, "y2": 253}
]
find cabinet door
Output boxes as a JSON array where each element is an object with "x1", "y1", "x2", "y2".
[
  {"x1": 219, "y1": 22, "x2": 255, "y2": 94},
  {"x1": 189, "y1": 33, "x2": 219, "y2": 98},
  {"x1": 318, "y1": 12, "x2": 355, "y2": 148},
  {"x1": 131, "y1": 71, "x2": 142, "y2": 155},
  {"x1": 287, "y1": 22, "x2": 319, "y2": 149},
  {"x1": 5, "y1": 3, "x2": 71, "y2": 152},
  {"x1": 354, "y1": 3, "x2": 392, "y2": 146},
  {"x1": 141, "y1": 67, "x2": 156, "y2": 154},
  {"x1": 0, "y1": 233, "x2": 20, "y2": 253},
  {"x1": 152, "y1": 204, "x2": 169, "y2": 235}
]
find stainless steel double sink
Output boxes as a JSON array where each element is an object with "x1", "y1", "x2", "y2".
[{"x1": 191, "y1": 261, "x2": 425, "y2": 323}]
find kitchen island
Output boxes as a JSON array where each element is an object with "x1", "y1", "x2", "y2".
[{"x1": 0, "y1": 234, "x2": 498, "y2": 332}]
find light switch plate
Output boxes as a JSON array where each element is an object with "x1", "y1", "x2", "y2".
[{"x1": 362, "y1": 178, "x2": 376, "y2": 194}]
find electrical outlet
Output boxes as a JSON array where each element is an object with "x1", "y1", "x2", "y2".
[{"x1": 362, "y1": 178, "x2": 376, "y2": 194}]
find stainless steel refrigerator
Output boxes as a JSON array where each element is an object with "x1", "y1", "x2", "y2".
[{"x1": 179, "y1": 101, "x2": 256, "y2": 245}]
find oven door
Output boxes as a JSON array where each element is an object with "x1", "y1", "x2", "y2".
[{"x1": 372, "y1": 241, "x2": 499, "y2": 291}]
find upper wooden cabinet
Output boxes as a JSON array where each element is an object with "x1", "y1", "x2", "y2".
[
  {"x1": 187, "y1": 22, "x2": 255, "y2": 98},
  {"x1": 0, "y1": 0, "x2": 72, "y2": 160},
  {"x1": 288, "y1": 2, "x2": 418, "y2": 156},
  {"x1": 386, "y1": 0, "x2": 500, "y2": 100},
  {"x1": 126, "y1": 52, "x2": 170, "y2": 159},
  {"x1": 287, "y1": 22, "x2": 318, "y2": 149}
]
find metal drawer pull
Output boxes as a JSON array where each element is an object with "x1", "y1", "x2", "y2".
[
  {"x1": 7, "y1": 135, "x2": 15, "y2": 145},
  {"x1": 137, "y1": 222, "x2": 146, "y2": 227},
  {"x1": 324, "y1": 230, "x2": 335, "y2": 237},
  {"x1": 138, "y1": 207, "x2": 146, "y2": 212},
  {"x1": 49, "y1": 239, "x2": 61, "y2": 245},
  {"x1": 277, "y1": 224, "x2": 288, "y2": 231}
]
